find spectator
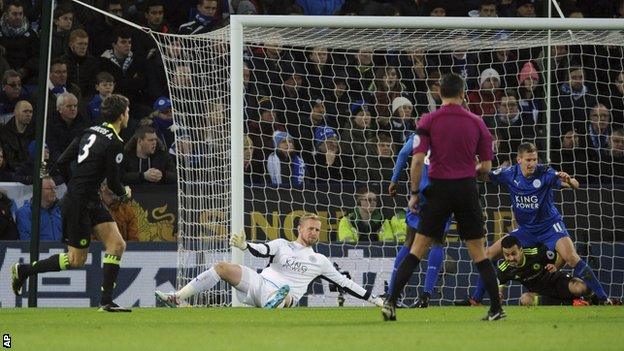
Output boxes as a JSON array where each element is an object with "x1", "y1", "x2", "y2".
[
  {"x1": 100, "y1": 182, "x2": 138, "y2": 241},
  {"x1": 16, "y1": 177, "x2": 62, "y2": 241},
  {"x1": 369, "y1": 66, "x2": 404, "y2": 129},
  {"x1": 0, "y1": 100, "x2": 33, "y2": 170},
  {"x1": 88, "y1": 0, "x2": 127, "y2": 56},
  {"x1": 121, "y1": 125, "x2": 176, "y2": 184},
  {"x1": 0, "y1": 189, "x2": 18, "y2": 240},
  {"x1": 47, "y1": 58, "x2": 82, "y2": 112},
  {"x1": 340, "y1": 100, "x2": 374, "y2": 170},
  {"x1": 596, "y1": 128, "x2": 624, "y2": 182},
  {"x1": 61, "y1": 29, "x2": 101, "y2": 98},
  {"x1": 389, "y1": 96, "x2": 416, "y2": 145},
  {"x1": 298, "y1": 97, "x2": 335, "y2": 165},
  {"x1": 248, "y1": 38, "x2": 284, "y2": 97},
  {"x1": 0, "y1": 1, "x2": 38, "y2": 82},
  {"x1": 609, "y1": 70, "x2": 624, "y2": 130},
  {"x1": 537, "y1": 45, "x2": 570, "y2": 90},
  {"x1": 477, "y1": 48, "x2": 518, "y2": 89},
  {"x1": 0, "y1": 144, "x2": 15, "y2": 181},
  {"x1": 426, "y1": 0, "x2": 447, "y2": 16},
  {"x1": 267, "y1": 131, "x2": 306, "y2": 187},
  {"x1": 494, "y1": 90, "x2": 536, "y2": 165},
  {"x1": 46, "y1": 92, "x2": 89, "y2": 160},
  {"x1": 146, "y1": 96, "x2": 175, "y2": 149},
  {"x1": 399, "y1": 49, "x2": 427, "y2": 101},
  {"x1": 294, "y1": 0, "x2": 345, "y2": 15},
  {"x1": 100, "y1": 28, "x2": 147, "y2": 113},
  {"x1": 87, "y1": 72, "x2": 115, "y2": 121},
  {"x1": 134, "y1": 0, "x2": 174, "y2": 60},
  {"x1": 0, "y1": 46, "x2": 10, "y2": 82},
  {"x1": 517, "y1": 61, "x2": 543, "y2": 125},
  {"x1": 338, "y1": 186, "x2": 395, "y2": 242},
  {"x1": 345, "y1": 48, "x2": 374, "y2": 102},
  {"x1": 178, "y1": 0, "x2": 220, "y2": 35},
  {"x1": 325, "y1": 69, "x2": 351, "y2": 120},
  {"x1": 51, "y1": 2, "x2": 74, "y2": 58},
  {"x1": 467, "y1": 68, "x2": 502, "y2": 128},
  {"x1": 0, "y1": 70, "x2": 29, "y2": 123},
  {"x1": 414, "y1": 69, "x2": 442, "y2": 115},
  {"x1": 555, "y1": 130, "x2": 587, "y2": 182},
  {"x1": 312, "y1": 126, "x2": 347, "y2": 181},
  {"x1": 304, "y1": 46, "x2": 331, "y2": 98},
  {"x1": 274, "y1": 63, "x2": 309, "y2": 134},
  {"x1": 515, "y1": 0, "x2": 536, "y2": 17},
  {"x1": 14, "y1": 141, "x2": 64, "y2": 186},
  {"x1": 356, "y1": 133, "x2": 396, "y2": 182},
  {"x1": 554, "y1": 66, "x2": 597, "y2": 138},
  {"x1": 246, "y1": 98, "x2": 286, "y2": 160},
  {"x1": 584, "y1": 103, "x2": 611, "y2": 151},
  {"x1": 243, "y1": 134, "x2": 265, "y2": 184},
  {"x1": 475, "y1": 0, "x2": 497, "y2": 17}
]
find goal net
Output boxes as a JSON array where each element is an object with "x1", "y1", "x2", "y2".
[{"x1": 150, "y1": 17, "x2": 624, "y2": 306}]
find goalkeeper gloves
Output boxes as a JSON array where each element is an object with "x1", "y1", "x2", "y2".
[
  {"x1": 368, "y1": 295, "x2": 384, "y2": 307},
  {"x1": 230, "y1": 230, "x2": 247, "y2": 250}
]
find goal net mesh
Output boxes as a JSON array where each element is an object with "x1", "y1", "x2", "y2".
[{"x1": 151, "y1": 25, "x2": 624, "y2": 306}]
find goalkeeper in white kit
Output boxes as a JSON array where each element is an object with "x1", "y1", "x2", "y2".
[{"x1": 155, "y1": 213, "x2": 384, "y2": 308}]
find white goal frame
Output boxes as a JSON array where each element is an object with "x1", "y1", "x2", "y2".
[{"x1": 229, "y1": 15, "x2": 624, "y2": 306}]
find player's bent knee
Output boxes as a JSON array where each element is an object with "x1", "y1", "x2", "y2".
[
  {"x1": 68, "y1": 252, "x2": 87, "y2": 268},
  {"x1": 569, "y1": 278, "x2": 587, "y2": 296},
  {"x1": 214, "y1": 261, "x2": 229, "y2": 277}
]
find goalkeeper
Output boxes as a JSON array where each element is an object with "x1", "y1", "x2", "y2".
[
  {"x1": 156, "y1": 213, "x2": 384, "y2": 308},
  {"x1": 387, "y1": 133, "x2": 451, "y2": 308},
  {"x1": 497, "y1": 235, "x2": 595, "y2": 306}
]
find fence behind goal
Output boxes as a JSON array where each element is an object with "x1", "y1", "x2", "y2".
[{"x1": 151, "y1": 17, "x2": 624, "y2": 306}]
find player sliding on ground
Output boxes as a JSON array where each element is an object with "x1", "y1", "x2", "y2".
[
  {"x1": 497, "y1": 235, "x2": 597, "y2": 306},
  {"x1": 156, "y1": 213, "x2": 384, "y2": 308},
  {"x1": 459, "y1": 142, "x2": 613, "y2": 306}
]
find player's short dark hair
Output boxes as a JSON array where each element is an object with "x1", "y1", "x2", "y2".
[
  {"x1": 501, "y1": 235, "x2": 521, "y2": 249},
  {"x1": 50, "y1": 57, "x2": 67, "y2": 68},
  {"x1": 518, "y1": 142, "x2": 538, "y2": 155},
  {"x1": 439, "y1": 73, "x2": 465, "y2": 99},
  {"x1": 100, "y1": 94, "x2": 129, "y2": 122}
]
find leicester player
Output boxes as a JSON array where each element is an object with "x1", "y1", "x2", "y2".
[
  {"x1": 155, "y1": 213, "x2": 384, "y2": 308},
  {"x1": 462, "y1": 142, "x2": 611, "y2": 305},
  {"x1": 11, "y1": 94, "x2": 132, "y2": 311},
  {"x1": 388, "y1": 133, "x2": 448, "y2": 308},
  {"x1": 497, "y1": 235, "x2": 592, "y2": 306}
]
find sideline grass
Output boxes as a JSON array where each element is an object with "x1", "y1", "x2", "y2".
[{"x1": 1, "y1": 306, "x2": 622, "y2": 351}]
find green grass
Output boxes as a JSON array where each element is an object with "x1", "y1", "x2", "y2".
[{"x1": 1, "y1": 307, "x2": 623, "y2": 351}]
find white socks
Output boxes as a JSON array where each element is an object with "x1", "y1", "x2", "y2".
[{"x1": 176, "y1": 267, "x2": 220, "y2": 300}]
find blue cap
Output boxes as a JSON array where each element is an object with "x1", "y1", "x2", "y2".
[
  {"x1": 314, "y1": 126, "x2": 338, "y2": 147},
  {"x1": 153, "y1": 96, "x2": 171, "y2": 112},
  {"x1": 273, "y1": 131, "x2": 291, "y2": 148},
  {"x1": 350, "y1": 100, "x2": 367, "y2": 115}
]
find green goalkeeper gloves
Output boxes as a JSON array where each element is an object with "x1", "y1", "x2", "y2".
[{"x1": 230, "y1": 230, "x2": 247, "y2": 250}]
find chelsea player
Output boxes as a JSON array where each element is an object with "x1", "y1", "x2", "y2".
[
  {"x1": 387, "y1": 133, "x2": 449, "y2": 308},
  {"x1": 464, "y1": 142, "x2": 610, "y2": 304}
]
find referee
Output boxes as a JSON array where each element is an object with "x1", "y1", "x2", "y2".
[{"x1": 382, "y1": 73, "x2": 504, "y2": 321}]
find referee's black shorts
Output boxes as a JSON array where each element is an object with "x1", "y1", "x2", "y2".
[
  {"x1": 61, "y1": 192, "x2": 114, "y2": 249},
  {"x1": 418, "y1": 177, "x2": 485, "y2": 241}
]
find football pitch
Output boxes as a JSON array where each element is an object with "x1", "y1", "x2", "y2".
[{"x1": 2, "y1": 306, "x2": 623, "y2": 351}]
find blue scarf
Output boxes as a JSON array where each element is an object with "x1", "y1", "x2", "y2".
[
  {"x1": 291, "y1": 155, "x2": 305, "y2": 187},
  {"x1": 561, "y1": 83, "x2": 588, "y2": 101},
  {"x1": 195, "y1": 13, "x2": 214, "y2": 27}
]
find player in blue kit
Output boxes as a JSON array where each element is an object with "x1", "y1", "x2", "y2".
[
  {"x1": 388, "y1": 133, "x2": 448, "y2": 308},
  {"x1": 460, "y1": 142, "x2": 611, "y2": 305}
]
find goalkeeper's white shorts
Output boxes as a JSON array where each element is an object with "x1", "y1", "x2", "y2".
[{"x1": 235, "y1": 266, "x2": 289, "y2": 308}]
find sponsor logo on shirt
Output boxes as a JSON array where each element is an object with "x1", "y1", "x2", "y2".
[
  {"x1": 282, "y1": 257, "x2": 308, "y2": 274},
  {"x1": 533, "y1": 179, "x2": 541, "y2": 188}
]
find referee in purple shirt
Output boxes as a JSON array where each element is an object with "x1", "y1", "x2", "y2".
[{"x1": 382, "y1": 73, "x2": 505, "y2": 322}]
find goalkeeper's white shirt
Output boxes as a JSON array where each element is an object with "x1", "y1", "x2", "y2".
[{"x1": 246, "y1": 239, "x2": 371, "y2": 304}]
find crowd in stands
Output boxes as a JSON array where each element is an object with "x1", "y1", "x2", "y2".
[{"x1": 0, "y1": 0, "x2": 623, "y2": 243}]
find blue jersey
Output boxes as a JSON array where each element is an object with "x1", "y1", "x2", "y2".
[
  {"x1": 489, "y1": 164, "x2": 562, "y2": 234},
  {"x1": 392, "y1": 133, "x2": 433, "y2": 229}
]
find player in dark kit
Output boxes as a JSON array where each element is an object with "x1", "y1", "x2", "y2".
[
  {"x1": 11, "y1": 94, "x2": 132, "y2": 312},
  {"x1": 497, "y1": 236, "x2": 592, "y2": 306},
  {"x1": 382, "y1": 73, "x2": 504, "y2": 321}
]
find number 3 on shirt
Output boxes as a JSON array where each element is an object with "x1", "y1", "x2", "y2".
[{"x1": 77, "y1": 134, "x2": 97, "y2": 163}]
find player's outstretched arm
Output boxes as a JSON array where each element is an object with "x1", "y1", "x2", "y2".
[
  {"x1": 230, "y1": 231, "x2": 287, "y2": 258},
  {"x1": 556, "y1": 171, "x2": 579, "y2": 189},
  {"x1": 105, "y1": 142, "x2": 129, "y2": 198},
  {"x1": 56, "y1": 136, "x2": 81, "y2": 182},
  {"x1": 322, "y1": 258, "x2": 383, "y2": 307},
  {"x1": 389, "y1": 136, "x2": 414, "y2": 197}
]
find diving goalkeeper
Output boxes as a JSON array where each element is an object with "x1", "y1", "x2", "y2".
[{"x1": 155, "y1": 213, "x2": 384, "y2": 308}]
